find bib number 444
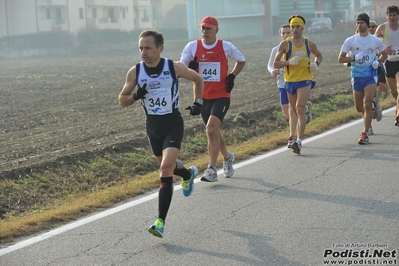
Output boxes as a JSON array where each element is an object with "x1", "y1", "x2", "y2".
[{"x1": 202, "y1": 68, "x2": 217, "y2": 76}]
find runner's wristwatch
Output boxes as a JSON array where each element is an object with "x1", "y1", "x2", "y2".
[{"x1": 194, "y1": 98, "x2": 203, "y2": 107}]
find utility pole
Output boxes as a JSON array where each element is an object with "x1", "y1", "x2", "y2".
[
  {"x1": 35, "y1": 0, "x2": 39, "y2": 33},
  {"x1": 66, "y1": 0, "x2": 70, "y2": 33},
  {"x1": 5, "y1": 0, "x2": 9, "y2": 36}
]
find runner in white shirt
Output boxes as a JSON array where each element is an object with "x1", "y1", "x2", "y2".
[
  {"x1": 338, "y1": 13, "x2": 388, "y2": 145},
  {"x1": 375, "y1": 5, "x2": 399, "y2": 125}
]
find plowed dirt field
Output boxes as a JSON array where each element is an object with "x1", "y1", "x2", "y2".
[{"x1": 0, "y1": 32, "x2": 353, "y2": 180}]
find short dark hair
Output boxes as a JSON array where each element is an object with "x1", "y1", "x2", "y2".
[
  {"x1": 386, "y1": 5, "x2": 399, "y2": 15},
  {"x1": 288, "y1": 15, "x2": 306, "y2": 25},
  {"x1": 139, "y1": 30, "x2": 164, "y2": 48},
  {"x1": 280, "y1": 24, "x2": 290, "y2": 33}
]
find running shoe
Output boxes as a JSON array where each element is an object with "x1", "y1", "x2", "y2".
[
  {"x1": 358, "y1": 132, "x2": 369, "y2": 145},
  {"x1": 200, "y1": 166, "x2": 218, "y2": 182},
  {"x1": 395, "y1": 109, "x2": 399, "y2": 126},
  {"x1": 371, "y1": 98, "x2": 377, "y2": 119},
  {"x1": 148, "y1": 218, "x2": 164, "y2": 238},
  {"x1": 292, "y1": 140, "x2": 302, "y2": 154},
  {"x1": 181, "y1": 166, "x2": 197, "y2": 197},
  {"x1": 395, "y1": 115, "x2": 399, "y2": 126},
  {"x1": 223, "y1": 152, "x2": 235, "y2": 178},
  {"x1": 373, "y1": 98, "x2": 382, "y2": 122},
  {"x1": 381, "y1": 90, "x2": 388, "y2": 99},
  {"x1": 368, "y1": 126, "x2": 374, "y2": 136},
  {"x1": 287, "y1": 136, "x2": 296, "y2": 148},
  {"x1": 306, "y1": 101, "x2": 312, "y2": 124}
]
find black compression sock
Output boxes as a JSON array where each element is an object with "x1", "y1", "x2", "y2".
[
  {"x1": 158, "y1": 177, "x2": 173, "y2": 221},
  {"x1": 173, "y1": 162, "x2": 191, "y2": 180}
]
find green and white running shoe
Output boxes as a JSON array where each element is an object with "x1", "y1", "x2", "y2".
[
  {"x1": 181, "y1": 166, "x2": 197, "y2": 197},
  {"x1": 148, "y1": 218, "x2": 164, "y2": 238}
]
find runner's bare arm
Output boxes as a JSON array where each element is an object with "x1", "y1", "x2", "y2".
[
  {"x1": 310, "y1": 41, "x2": 322, "y2": 65},
  {"x1": 338, "y1": 51, "x2": 351, "y2": 64},
  {"x1": 378, "y1": 49, "x2": 388, "y2": 63},
  {"x1": 273, "y1": 41, "x2": 289, "y2": 69},
  {"x1": 230, "y1": 61, "x2": 246, "y2": 77},
  {"x1": 174, "y1": 61, "x2": 204, "y2": 101},
  {"x1": 375, "y1": 24, "x2": 385, "y2": 39},
  {"x1": 118, "y1": 66, "x2": 138, "y2": 107}
]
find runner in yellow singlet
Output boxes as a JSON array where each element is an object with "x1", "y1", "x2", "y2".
[{"x1": 273, "y1": 15, "x2": 322, "y2": 154}]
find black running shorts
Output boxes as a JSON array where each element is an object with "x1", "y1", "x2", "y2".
[
  {"x1": 384, "y1": 60, "x2": 399, "y2": 79},
  {"x1": 201, "y1": 98, "x2": 230, "y2": 125},
  {"x1": 378, "y1": 65, "x2": 386, "y2": 84},
  {"x1": 146, "y1": 111, "x2": 184, "y2": 156}
]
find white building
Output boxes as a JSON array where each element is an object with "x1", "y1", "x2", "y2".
[
  {"x1": 186, "y1": 0, "x2": 265, "y2": 39},
  {"x1": 0, "y1": 0, "x2": 155, "y2": 38},
  {"x1": 0, "y1": 0, "x2": 266, "y2": 39}
]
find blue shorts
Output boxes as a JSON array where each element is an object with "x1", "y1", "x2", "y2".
[
  {"x1": 279, "y1": 87, "x2": 289, "y2": 105},
  {"x1": 284, "y1": 80, "x2": 316, "y2": 95},
  {"x1": 351, "y1": 76, "x2": 377, "y2": 92}
]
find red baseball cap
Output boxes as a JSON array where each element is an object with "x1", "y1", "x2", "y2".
[{"x1": 199, "y1": 16, "x2": 218, "y2": 28}]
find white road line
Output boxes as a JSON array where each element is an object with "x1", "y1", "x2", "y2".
[{"x1": 0, "y1": 107, "x2": 394, "y2": 256}]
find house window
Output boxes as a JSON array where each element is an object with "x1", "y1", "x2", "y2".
[
  {"x1": 109, "y1": 8, "x2": 116, "y2": 22},
  {"x1": 354, "y1": 0, "x2": 360, "y2": 9},
  {"x1": 56, "y1": 8, "x2": 61, "y2": 19},
  {"x1": 92, "y1": 8, "x2": 97, "y2": 19},
  {"x1": 55, "y1": 8, "x2": 63, "y2": 24},
  {"x1": 46, "y1": 9, "x2": 51, "y2": 19},
  {"x1": 79, "y1": 7, "x2": 84, "y2": 19},
  {"x1": 122, "y1": 8, "x2": 126, "y2": 19},
  {"x1": 152, "y1": 6, "x2": 156, "y2": 19}
]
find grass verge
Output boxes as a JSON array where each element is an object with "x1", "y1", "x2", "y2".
[{"x1": 0, "y1": 95, "x2": 396, "y2": 244}]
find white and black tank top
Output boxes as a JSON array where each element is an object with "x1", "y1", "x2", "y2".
[{"x1": 136, "y1": 58, "x2": 179, "y2": 116}]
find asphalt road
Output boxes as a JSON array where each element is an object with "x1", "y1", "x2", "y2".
[{"x1": 1, "y1": 108, "x2": 398, "y2": 266}]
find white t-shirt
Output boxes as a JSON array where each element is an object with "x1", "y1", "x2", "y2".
[
  {"x1": 341, "y1": 34, "x2": 386, "y2": 77},
  {"x1": 180, "y1": 39, "x2": 245, "y2": 65},
  {"x1": 384, "y1": 22, "x2": 399, "y2": 62},
  {"x1": 267, "y1": 45, "x2": 285, "y2": 88}
]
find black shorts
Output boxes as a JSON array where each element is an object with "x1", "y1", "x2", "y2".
[
  {"x1": 384, "y1": 60, "x2": 399, "y2": 78},
  {"x1": 201, "y1": 98, "x2": 230, "y2": 125},
  {"x1": 378, "y1": 65, "x2": 386, "y2": 84},
  {"x1": 146, "y1": 111, "x2": 184, "y2": 156}
]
